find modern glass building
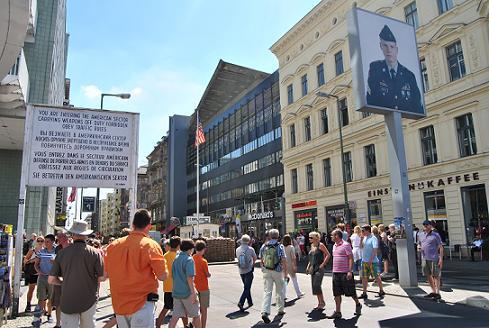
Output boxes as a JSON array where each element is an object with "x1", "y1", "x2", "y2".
[{"x1": 186, "y1": 61, "x2": 284, "y2": 239}]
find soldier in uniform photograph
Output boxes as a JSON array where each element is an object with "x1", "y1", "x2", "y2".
[{"x1": 366, "y1": 25, "x2": 423, "y2": 114}]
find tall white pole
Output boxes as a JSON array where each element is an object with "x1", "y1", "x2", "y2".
[
  {"x1": 196, "y1": 111, "x2": 200, "y2": 236},
  {"x1": 12, "y1": 104, "x2": 34, "y2": 317}
]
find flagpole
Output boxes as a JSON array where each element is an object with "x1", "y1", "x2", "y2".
[{"x1": 196, "y1": 110, "x2": 200, "y2": 237}]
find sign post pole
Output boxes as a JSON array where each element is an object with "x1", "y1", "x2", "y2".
[
  {"x1": 385, "y1": 112, "x2": 417, "y2": 287},
  {"x1": 12, "y1": 105, "x2": 34, "y2": 318}
]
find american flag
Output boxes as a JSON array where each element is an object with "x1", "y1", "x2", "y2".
[
  {"x1": 195, "y1": 121, "x2": 205, "y2": 146},
  {"x1": 67, "y1": 187, "x2": 77, "y2": 203}
]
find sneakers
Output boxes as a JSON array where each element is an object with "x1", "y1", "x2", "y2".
[
  {"x1": 358, "y1": 292, "x2": 368, "y2": 299},
  {"x1": 424, "y1": 292, "x2": 436, "y2": 298},
  {"x1": 434, "y1": 293, "x2": 441, "y2": 300},
  {"x1": 328, "y1": 311, "x2": 342, "y2": 319},
  {"x1": 355, "y1": 303, "x2": 362, "y2": 315},
  {"x1": 24, "y1": 304, "x2": 31, "y2": 313},
  {"x1": 261, "y1": 313, "x2": 271, "y2": 324},
  {"x1": 378, "y1": 291, "x2": 386, "y2": 297}
]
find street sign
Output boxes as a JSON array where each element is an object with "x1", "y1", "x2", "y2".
[
  {"x1": 25, "y1": 105, "x2": 139, "y2": 188},
  {"x1": 82, "y1": 197, "x2": 95, "y2": 212},
  {"x1": 185, "y1": 216, "x2": 210, "y2": 225}
]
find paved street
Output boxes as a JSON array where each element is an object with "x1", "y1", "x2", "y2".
[{"x1": 6, "y1": 261, "x2": 489, "y2": 328}]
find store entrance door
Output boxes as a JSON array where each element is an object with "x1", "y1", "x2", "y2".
[{"x1": 461, "y1": 184, "x2": 489, "y2": 242}]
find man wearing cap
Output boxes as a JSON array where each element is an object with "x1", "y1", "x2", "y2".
[
  {"x1": 366, "y1": 24, "x2": 423, "y2": 114},
  {"x1": 48, "y1": 220, "x2": 104, "y2": 328},
  {"x1": 418, "y1": 220, "x2": 443, "y2": 300}
]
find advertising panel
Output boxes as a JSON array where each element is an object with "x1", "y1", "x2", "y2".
[
  {"x1": 26, "y1": 105, "x2": 139, "y2": 188},
  {"x1": 347, "y1": 7, "x2": 426, "y2": 119}
]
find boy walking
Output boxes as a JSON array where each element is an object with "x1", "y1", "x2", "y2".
[
  {"x1": 156, "y1": 237, "x2": 189, "y2": 327},
  {"x1": 169, "y1": 239, "x2": 201, "y2": 328},
  {"x1": 193, "y1": 240, "x2": 211, "y2": 328},
  {"x1": 359, "y1": 225, "x2": 385, "y2": 299}
]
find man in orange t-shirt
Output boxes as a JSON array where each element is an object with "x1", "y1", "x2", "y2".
[
  {"x1": 105, "y1": 209, "x2": 167, "y2": 328},
  {"x1": 193, "y1": 240, "x2": 211, "y2": 328}
]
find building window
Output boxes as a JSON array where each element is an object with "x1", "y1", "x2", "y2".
[
  {"x1": 287, "y1": 84, "x2": 294, "y2": 105},
  {"x1": 289, "y1": 124, "x2": 296, "y2": 148},
  {"x1": 306, "y1": 164, "x2": 314, "y2": 191},
  {"x1": 301, "y1": 74, "x2": 308, "y2": 97},
  {"x1": 338, "y1": 98, "x2": 349, "y2": 127},
  {"x1": 317, "y1": 63, "x2": 325, "y2": 86},
  {"x1": 291, "y1": 168, "x2": 298, "y2": 194},
  {"x1": 335, "y1": 51, "x2": 344, "y2": 76},
  {"x1": 420, "y1": 125, "x2": 438, "y2": 165},
  {"x1": 320, "y1": 108, "x2": 328, "y2": 134},
  {"x1": 438, "y1": 0, "x2": 453, "y2": 14},
  {"x1": 364, "y1": 144, "x2": 377, "y2": 178},
  {"x1": 343, "y1": 151, "x2": 353, "y2": 182},
  {"x1": 424, "y1": 190, "x2": 449, "y2": 244},
  {"x1": 404, "y1": 2, "x2": 419, "y2": 29},
  {"x1": 304, "y1": 116, "x2": 311, "y2": 142},
  {"x1": 456, "y1": 113, "x2": 477, "y2": 157},
  {"x1": 368, "y1": 199, "x2": 383, "y2": 226},
  {"x1": 446, "y1": 41, "x2": 466, "y2": 82},
  {"x1": 420, "y1": 58, "x2": 429, "y2": 92},
  {"x1": 323, "y1": 158, "x2": 331, "y2": 187}
]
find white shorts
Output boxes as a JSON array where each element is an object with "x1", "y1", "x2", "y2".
[{"x1": 116, "y1": 301, "x2": 156, "y2": 328}]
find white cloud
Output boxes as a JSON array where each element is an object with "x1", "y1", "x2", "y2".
[
  {"x1": 81, "y1": 85, "x2": 101, "y2": 99},
  {"x1": 130, "y1": 87, "x2": 143, "y2": 97}
]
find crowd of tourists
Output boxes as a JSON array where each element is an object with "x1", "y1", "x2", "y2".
[{"x1": 22, "y1": 209, "x2": 444, "y2": 327}]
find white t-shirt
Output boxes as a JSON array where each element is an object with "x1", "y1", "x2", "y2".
[
  {"x1": 349, "y1": 234, "x2": 362, "y2": 261},
  {"x1": 297, "y1": 235, "x2": 305, "y2": 246}
]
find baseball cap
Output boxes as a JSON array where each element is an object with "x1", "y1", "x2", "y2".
[{"x1": 422, "y1": 220, "x2": 432, "y2": 226}]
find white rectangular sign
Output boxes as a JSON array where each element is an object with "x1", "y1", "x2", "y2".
[
  {"x1": 347, "y1": 7, "x2": 426, "y2": 119},
  {"x1": 26, "y1": 105, "x2": 139, "y2": 188},
  {"x1": 185, "y1": 216, "x2": 211, "y2": 225}
]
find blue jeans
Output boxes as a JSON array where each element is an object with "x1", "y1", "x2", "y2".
[{"x1": 239, "y1": 271, "x2": 254, "y2": 306}]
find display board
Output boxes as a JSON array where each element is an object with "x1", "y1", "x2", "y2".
[{"x1": 25, "y1": 105, "x2": 139, "y2": 188}]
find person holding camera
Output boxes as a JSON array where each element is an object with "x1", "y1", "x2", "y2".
[{"x1": 105, "y1": 209, "x2": 168, "y2": 328}]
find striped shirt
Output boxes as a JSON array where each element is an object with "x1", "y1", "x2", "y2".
[{"x1": 332, "y1": 241, "x2": 352, "y2": 273}]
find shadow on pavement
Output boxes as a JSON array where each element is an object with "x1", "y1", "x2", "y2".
[
  {"x1": 251, "y1": 314, "x2": 285, "y2": 327},
  {"x1": 225, "y1": 309, "x2": 250, "y2": 320},
  {"x1": 306, "y1": 308, "x2": 327, "y2": 322},
  {"x1": 363, "y1": 297, "x2": 386, "y2": 308},
  {"x1": 331, "y1": 315, "x2": 360, "y2": 328},
  {"x1": 284, "y1": 297, "x2": 300, "y2": 307},
  {"x1": 378, "y1": 287, "x2": 489, "y2": 328}
]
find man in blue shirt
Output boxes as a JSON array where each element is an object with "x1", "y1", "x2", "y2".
[
  {"x1": 169, "y1": 239, "x2": 201, "y2": 328},
  {"x1": 34, "y1": 234, "x2": 56, "y2": 323},
  {"x1": 359, "y1": 225, "x2": 384, "y2": 299},
  {"x1": 259, "y1": 229, "x2": 287, "y2": 324}
]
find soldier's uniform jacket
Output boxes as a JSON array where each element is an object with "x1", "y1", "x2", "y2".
[{"x1": 366, "y1": 60, "x2": 423, "y2": 114}]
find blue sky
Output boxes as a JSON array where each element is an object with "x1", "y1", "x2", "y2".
[{"x1": 66, "y1": 0, "x2": 321, "y2": 166}]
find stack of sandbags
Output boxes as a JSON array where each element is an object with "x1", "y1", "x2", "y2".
[{"x1": 204, "y1": 237, "x2": 235, "y2": 263}]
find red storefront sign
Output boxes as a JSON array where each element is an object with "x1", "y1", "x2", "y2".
[{"x1": 291, "y1": 200, "x2": 317, "y2": 209}]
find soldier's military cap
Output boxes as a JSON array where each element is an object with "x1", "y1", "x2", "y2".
[{"x1": 379, "y1": 25, "x2": 396, "y2": 43}]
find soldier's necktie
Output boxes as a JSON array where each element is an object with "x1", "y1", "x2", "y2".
[{"x1": 390, "y1": 68, "x2": 396, "y2": 80}]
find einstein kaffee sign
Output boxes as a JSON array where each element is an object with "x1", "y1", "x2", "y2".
[{"x1": 26, "y1": 104, "x2": 139, "y2": 188}]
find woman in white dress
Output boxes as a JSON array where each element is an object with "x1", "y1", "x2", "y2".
[
  {"x1": 282, "y1": 234, "x2": 304, "y2": 299},
  {"x1": 349, "y1": 226, "x2": 363, "y2": 274}
]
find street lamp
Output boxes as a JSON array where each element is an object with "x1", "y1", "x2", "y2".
[
  {"x1": 316, "y1": 91, "x2": 351, "y2": 228},
  {"x1": 96, "y1": 92, "x2": 131, "y2": 230}
]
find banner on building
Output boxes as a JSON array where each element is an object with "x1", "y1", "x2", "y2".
[
  {"x1": 25, "y1": 105, "x2": 139, "y2": 188},
  {"x1": 347, "y1": 7, "x2": 426, "y2": 119}
]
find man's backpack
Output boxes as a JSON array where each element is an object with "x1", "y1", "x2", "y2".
[
  {"x1": 263, "y1": 243, "x2": 280, "y2": 270},
  {"x1": 238, "y1": 248, "x2": 252, "y2": 271}
]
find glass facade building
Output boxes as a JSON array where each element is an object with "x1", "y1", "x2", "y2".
[{"x1": 186, "y1": 70, "x2": 284, "y2": 239}]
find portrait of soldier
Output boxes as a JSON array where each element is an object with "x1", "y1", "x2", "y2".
[{"x1": 366, "y1": 25, "x2": 423, "y2": 114}]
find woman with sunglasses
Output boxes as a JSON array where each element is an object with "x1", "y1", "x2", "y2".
[
  {"x1": 23, "y1": 237, "x2": 44, "y2": 312},
  {"x1": 306, "y1": 231, "x2": 331, "y2": 310}
]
